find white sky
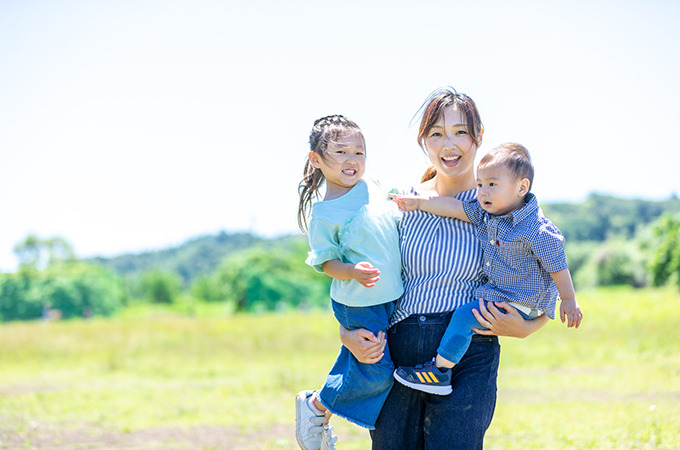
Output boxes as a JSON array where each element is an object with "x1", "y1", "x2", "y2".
[{"x1": 1, "y1": 0, "x2": 679, "y2": 272}]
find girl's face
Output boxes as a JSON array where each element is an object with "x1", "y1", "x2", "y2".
[
  {"x1": 309, "y1": 132, "x2": 366, "y2": 200},
  {"x1": 424, "y1": 106, "x2": 480, "y2": 181}
]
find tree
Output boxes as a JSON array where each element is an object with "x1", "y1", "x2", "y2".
[
  {"x1": 211, "y1": 241, "x2": 330, "y2": 312},
  {"x1": 0, "y1": 263, "x2": 125, "y2": 321},
  {"x1": 13, "y1": 235, "x2": 75, "y2": 269},
  {"x1": 649, "y1": 214, "x2": 680, "y2": 288},
  {"x1": 0, "y1": 270, "x2": 40, "y2": 321}
]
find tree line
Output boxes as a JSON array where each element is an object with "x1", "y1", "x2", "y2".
[{"x1": 1, "y1": 193, "x2": 679, "y2": 322}]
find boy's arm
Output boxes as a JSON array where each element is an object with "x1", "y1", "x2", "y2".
[
  {"x1": 550, "y1": 268, "x2": 583, "y2": 328},
  {"x1": 322, "y1": 259, "x2": 381, "y2": 288},
  {"x1": 389, "y1": 194, "x2": 470, "y2": 222}
]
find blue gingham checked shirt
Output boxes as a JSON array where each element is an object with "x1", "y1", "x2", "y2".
[{"x1": 463, "y1": 193, "x2": 568, "y2": 319}]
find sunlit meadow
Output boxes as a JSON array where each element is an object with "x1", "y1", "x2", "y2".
[{"x1": 0, "y1": 287, "x2": 678, "y2": 448}]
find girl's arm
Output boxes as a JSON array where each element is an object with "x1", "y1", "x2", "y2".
[
  {"x1": 389, "y1": 194, "x2": 470, "y2": 222},
  {"x1": 551, "y1": 268, "x2": 583, "y2": 328},
  {"x1": 339, "y1": 323, "x2": 386, "y2": 364},
  {"x1": 322, "y1": 260, "x2": 380, "y2": 288},
  {"x1": 471, "y1": 300, "x2": 549, "y2": 338}
]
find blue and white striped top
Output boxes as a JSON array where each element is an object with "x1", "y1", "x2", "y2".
[{"x1": 391, "y1": 188, "x2": 485, "y2": 326}]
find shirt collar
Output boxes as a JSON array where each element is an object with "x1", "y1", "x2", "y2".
[{"x1": 486, "y1": 192, "x2": 539, "y2": 225}]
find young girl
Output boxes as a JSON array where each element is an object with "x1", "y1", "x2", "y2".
[{"x1": 295, "y1": 115, "x2": 402, "y2": 450}]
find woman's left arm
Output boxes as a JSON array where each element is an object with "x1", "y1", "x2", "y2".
[{"x1": 471, "y1": 300, "x2": 548, "y2": 338}]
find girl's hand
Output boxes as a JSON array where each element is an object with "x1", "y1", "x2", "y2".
[
  {"x1": 354, "y1": 262, "x2": 380, "y2": 287},
  {"x1": 339, "y1": 325, "x2": 386, "y2": 364},
  {"x1": 471, "y1": 299, "x2": 548, "y2": 339},
  {"x1": 387, "y1": 193, "x2": 421, "y2": 212},
  {"x1": 560, "y1": 298, "x2": 583, "y2": 328}
]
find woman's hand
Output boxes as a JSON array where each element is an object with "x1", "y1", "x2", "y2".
[
  {"x1": 471, "y1": 299, "x2": 548, "y2": 339},
  {"x1": 339, "y1": 324, "x2": 386, "y2": 364}
]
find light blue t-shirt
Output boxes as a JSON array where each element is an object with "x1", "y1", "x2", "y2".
[{"x1": 306, "y1": 179, "x2": 403, "y2": 307}]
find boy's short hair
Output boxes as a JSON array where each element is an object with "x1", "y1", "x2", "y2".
[{"x1": 479, "y1": 143, "x2": 534, "y2": 191}]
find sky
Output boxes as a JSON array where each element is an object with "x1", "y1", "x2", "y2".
[{"x1": 1, "y1": 0, "x2": 679, "y2": 272}]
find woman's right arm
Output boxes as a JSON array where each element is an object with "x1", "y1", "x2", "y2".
[
  {"x1": 339, "y1": 323, "x2": 386, "y2": 364},
  {"x1": 471, "y1": 300, "x2": 548, "y2": 338}
]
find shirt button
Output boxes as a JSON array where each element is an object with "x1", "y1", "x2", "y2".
[
  {"x1": 486, "y1": 262, "x2": 490, "y2": 267},
  {"x1": 490, "y1": 239, "x2": 495, "y2": 245}
]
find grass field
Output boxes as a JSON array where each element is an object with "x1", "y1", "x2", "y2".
[{"x1": 1, "y1": 287, "x2": 679, "y2": 449}]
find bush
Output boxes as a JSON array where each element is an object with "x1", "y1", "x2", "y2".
[
  {"x1": 139, "y1": 270, "x2": 182, "y2": 304},
  {"x1": 571, "y1": 240, "x2": 646, "y2": 289},
  {"x1": 0, "y1": 264, "x2": 126, "y2": 321}
]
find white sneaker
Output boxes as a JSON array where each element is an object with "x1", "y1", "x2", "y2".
[
  {"x1": 295, "y1": 390, "x2": 325, "y2": 450},
  {"x1": 321, "y1": 424, "x2": 337, "y2": 450}
]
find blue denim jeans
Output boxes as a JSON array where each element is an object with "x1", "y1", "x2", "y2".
[
  {"x1": 317, "y1": 300, "x2": 396, "y2": 430},
  {"x1": 371, "y1": 312, "x2": 500, "y2": 449},
  {"x1": 439, "y1": 300, "x2": 539, "y2": 365}
]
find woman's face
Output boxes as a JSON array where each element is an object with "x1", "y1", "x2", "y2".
[{"x1": 423, "y1": 106, "x2": 479, "y2": 181}]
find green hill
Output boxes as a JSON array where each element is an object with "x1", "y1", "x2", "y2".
[
  {"x1": 89, "y1": 231, "x2": 271, "y2": 286},
  {"x1": 541, "y1": 193, "x2": 680, "y2": 241}
]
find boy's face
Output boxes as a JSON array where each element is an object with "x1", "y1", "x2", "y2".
[{"x1": 476, "y1": 163, "x2": 529, "y2": 216}]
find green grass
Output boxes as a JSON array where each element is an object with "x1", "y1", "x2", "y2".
[{"x1": 0, "y1": 287, "x2": 679, "y2": 448}]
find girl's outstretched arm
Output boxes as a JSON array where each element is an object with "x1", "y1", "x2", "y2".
[
  {"x1": 471, "y1": 300, "x2": 548, "y2": 338},
  {"x1": 339, "y1": 324, "x2": 386, "y2": 364}
]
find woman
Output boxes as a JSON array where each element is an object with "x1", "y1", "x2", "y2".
[{"x1": 340, "y1": 87, "x2": 549, "y2": 449}]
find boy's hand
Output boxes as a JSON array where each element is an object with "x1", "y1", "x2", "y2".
[
  {"x1": 387, "y1": 193, "x2": 421, "y2": 212},
  {"x1": 353, "y1": 262, "x2": 380, "y2": 287},
  {"x1": 560, "y1": 298, "x2": 583, "y2": 329}
]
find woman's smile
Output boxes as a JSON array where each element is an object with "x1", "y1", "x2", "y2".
[
  {"x1": 424, "y1": 106, "x2": 478, "y2": 180},
  {"x1": 441, "y1": 154, "x2": 461, "y2": 166}
]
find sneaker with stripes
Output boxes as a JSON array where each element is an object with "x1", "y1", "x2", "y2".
[
  {"x1": 295, "y1": 390, "x2": 326, "y2": 449},
  {"x1": 393, "y1": 359, "x2": 453, "y2": 395}
]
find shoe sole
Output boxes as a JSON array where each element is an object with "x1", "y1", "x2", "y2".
[{"x1": 393, "y1": 372, "x2": 453, "y2": 395}]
